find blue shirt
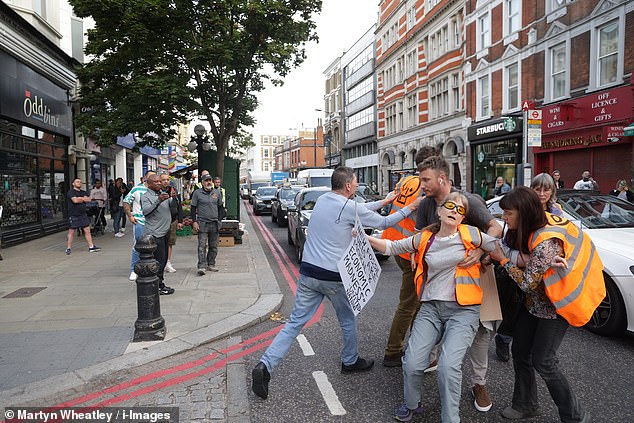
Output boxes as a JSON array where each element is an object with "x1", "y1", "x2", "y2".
[{"x1": 301, "y1": 191, "x2": 413, "y2": 275}]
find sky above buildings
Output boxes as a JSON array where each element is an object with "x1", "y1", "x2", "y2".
[{"x1": 249, "y1": 0, "x2": 378, "y2": 138}]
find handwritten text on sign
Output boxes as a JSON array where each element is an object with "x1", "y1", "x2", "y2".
[{"x1": 337, "y1": 215, "x2": 382, "y2": 315}]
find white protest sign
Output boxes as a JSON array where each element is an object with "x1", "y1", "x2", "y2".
[{"x1": 337, "y1": 213, "x2": 382, "y2": 315}]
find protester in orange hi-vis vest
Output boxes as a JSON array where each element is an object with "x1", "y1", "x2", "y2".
[
  {"x1": 368, "y1": 192, "x2": 499, "y2": 423},
  {"x1": 381, "y1": 146, "x2": 438, "y2": 368},
  {"x1": 489, "y1": 186, "x2": 599, "y2": 423}
]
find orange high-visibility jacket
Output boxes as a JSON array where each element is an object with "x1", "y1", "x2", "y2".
[
  {"x1": 413, "y1": 225, "x2": 484, "y2": 305},
  {"x1": 529, "y1": 213, "x2": 605, "y2": 327},
  {"x1": 382, "y1": 175, "x2": 421, "y2": 260}
]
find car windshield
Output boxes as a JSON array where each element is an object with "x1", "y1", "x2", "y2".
[
  {"x1": 300, "y1": 190, "x2": 328, "y2": 210},
  {"x1": 357, "y1": 185, "x2": 378, "y2": 196},
  {"x1": 280, "y1": 188, "x2": 299, "y2": 200},
  {"x1": 256, "y1": 187, "x2": 277, "y2": 196},
  {"x1": 558, "y1": 193, "x2": 634, "y2": 229},
  {"x1": 251, "y1": 182, "x2": 268, "y2": 191}
]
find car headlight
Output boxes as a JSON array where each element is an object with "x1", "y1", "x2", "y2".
[
  {"x1": 281, "y1": 203, "x2": 287, "y2": 210},
  {"x1": 254, "y1": 199, "x2": 259, "y2": 204}
]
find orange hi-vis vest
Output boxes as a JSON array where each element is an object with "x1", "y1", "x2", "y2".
[
  {"x1": 529, "y1": 213, "x2": 605, "y2": 327},
  {"x1": 413, "y1": 225, "x2": 484, "y2": 305},
  {"x1": 382, "y1": 175, "x2": 421, "y2": 260}
]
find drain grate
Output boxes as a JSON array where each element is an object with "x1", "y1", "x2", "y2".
[{"x1": 3, "y1": 287, "x2": 47, "y2": 298}]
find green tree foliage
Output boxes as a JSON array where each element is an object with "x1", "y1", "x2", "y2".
[{"x1": 70, "y1": 0, "x2": 322, "y2": 175}]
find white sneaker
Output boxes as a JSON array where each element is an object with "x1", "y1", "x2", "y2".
[
  {"x1": 165, "y1": 262, "x2": 176, "y2": 273},
  {"x1": 120, "y1": 227, "x2": 126, "y2": 232},
  {"x1": 129, "y1": 272, "x2": 137, "y2": 281},
  {"x1": 114, "y1": 232, "x2": 125, "y2": 237}
]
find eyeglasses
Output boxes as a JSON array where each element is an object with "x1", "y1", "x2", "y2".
[{"x1": 441, "y1": 201, "x2": 466, "y2": 216}]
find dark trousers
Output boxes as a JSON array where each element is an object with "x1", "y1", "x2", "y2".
[
  {"x1": 511, "y1": 307, "x2": 584, "y2": 422},
  {"x1": 152, "y1": 234, "x2": 169, "y2": 288},
  {"x1": 384, "y1": 255, "x2": 420, "y2": 356}
]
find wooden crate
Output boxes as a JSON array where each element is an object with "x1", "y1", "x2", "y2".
[{"x1": 218, "y1": 236, "x2": 235, "y2": 247}]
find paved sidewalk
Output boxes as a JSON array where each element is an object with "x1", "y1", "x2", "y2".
[{"x1": 0, "y1": 203, "x2": 281, "y2": 410}]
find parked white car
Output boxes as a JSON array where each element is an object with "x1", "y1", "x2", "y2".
[{"x1": 487, "y1": 190, "x2": 634, "y2": 336}]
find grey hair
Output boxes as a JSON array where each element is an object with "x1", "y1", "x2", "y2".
[{"x1": 531, "y1": 173, "x2": 557, "y2": 211}]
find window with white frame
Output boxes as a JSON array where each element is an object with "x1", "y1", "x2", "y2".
[
  {"x1": 452, "y1": 74, "x2": 460, "y2": 111},
  {"x1": 477, "y1": 13, "x2": 491, "y2": 51},
  {"x1": 347, "y1": 107, "x2": 374, "y2": 131},
  {"x1": 597, "y1": 20, "x2": 619, "y2": 87},
  {"x1": 406, "y1": 93, "x2": 417, "y2": 128},
  {"x1": 505, "y1": 63, "x2": 519, "y2": 111},
  {"x1": 550, "y1": 43, "x2": 567, "y2": 99},
  {"x1": 385, "y1": 104, "x2": 397, "y2": 135},
  {"x1": 397, "y1": 101, "x2": 404, "y2": 131},
  {"x1": 407, "y1": 6, "x2": 416, "y2": 30},
  {"x1": 407, "y1": 49, "x2": 417, "y2": 77},
  {"x1": 477, "y1": 75, "x2": 490, "y2": 119},
  {"x1": 548, "y1": 0, "x2": 574, "y2": 13},
  {"x1": 505, "y1": 0, "x2": 521, "y2": 35},
  {"x1": 429, "y1": 77, "x2": 449, "y2": 119},
  {"x1": 347, "y1": 77, "x2": 373, "y2": 104},
  {"x1": 452, "y1": 16, "x2": 461, "y2": 48},
  {"x1": 263, "y1": 148, "x2": 269, "y2": 159},
  {"x1": 426, "y1": 0, "x2": 440, "y2": 13},
  {"x1": 263, "y1": 136, "x2": 269, "y2": 144},
  {"x1": 272, "y1": 136, "x2": 278, "y2": 143},
  {"x1": 264, "y1": 162, "x2": 269, "y2": 171}
]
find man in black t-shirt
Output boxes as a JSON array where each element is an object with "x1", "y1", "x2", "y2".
[{"x1": 66, "y1": 178, "x2": 101, "y2": 255}]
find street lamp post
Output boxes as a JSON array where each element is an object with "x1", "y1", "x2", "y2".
[{"x1": 188, "y1": 124, "x2": 212, "y2": 173}]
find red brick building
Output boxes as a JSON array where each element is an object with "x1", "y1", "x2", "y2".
[{"x1": 465, "y1": 0, "x2": 634, "y2": 193}]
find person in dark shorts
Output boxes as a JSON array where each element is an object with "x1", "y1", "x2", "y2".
[{"x1": 66, "y1": 178, "x2": 101, "y2": 255}]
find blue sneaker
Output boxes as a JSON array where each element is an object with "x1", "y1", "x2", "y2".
[{"x1": 394, "y1": 402, "x2": 424, "y2": 422}]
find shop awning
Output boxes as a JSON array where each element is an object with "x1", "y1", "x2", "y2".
[{"x1": 624, "y1": 123, "x2": 634, "y2": 137}]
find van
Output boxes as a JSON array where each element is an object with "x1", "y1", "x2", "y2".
[{"x1": 296, "y1": 169, "x2": 334, "y2": 188}]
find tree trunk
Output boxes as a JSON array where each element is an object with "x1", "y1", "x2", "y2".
[{"x1": 215, "y1": 141, "x2": 227, "y2": 179}]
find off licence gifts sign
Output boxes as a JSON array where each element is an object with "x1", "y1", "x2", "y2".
[{"x1": 337, "y1": 214, "x2": 382, "y2": 315}]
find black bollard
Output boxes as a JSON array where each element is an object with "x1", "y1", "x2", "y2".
[{"x1": 133, "y1": 234, "x2": 166, "y2": 341}]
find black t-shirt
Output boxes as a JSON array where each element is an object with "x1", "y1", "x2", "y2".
[
  {"x1": 415, "y1": 188, "x2": 493, "y2": 232},
  {"x1": 67, "y1": 189, "x2": 88, "y2": 217}
]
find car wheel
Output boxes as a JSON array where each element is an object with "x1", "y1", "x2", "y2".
[
  {"x1": 584, "y1": 275, "x2": 627, "y2": 336},
  {"x1": 272, "y1": 210, "x2": 277, "y2": 223},
  {"x1": 287, "y1": 227, "x2": 294, "y2": 245},
  {"x1": 296, "y1": 241, "x2": 303, "y2": 263}
]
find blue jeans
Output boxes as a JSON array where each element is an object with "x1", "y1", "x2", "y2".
[
  {"x1": 511, "y1": 307, "x2": 584, "y2": 422},
  {"x1": 402, "y1": 301, "x2": 480, "y2": 423},
  {"x1": 197, "y1": 220, "x2": 219, "y2": 269},
  {"x1": 112, "y1": 208, "x2": 122, "y2": 233},
  {"x1": 131, "y1": 222, "x2": 145, "y2": 273},
  {"x1": 260, "y1": 274, "x2": 358, "y2": 372}
]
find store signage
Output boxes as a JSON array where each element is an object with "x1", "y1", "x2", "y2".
[
  {"x1": 468, "y1": 117, "x2": 522, "y2": 141},
  {"x1": 540, "y1": 134, "x2": 602, "y2": 150},
  {"x1": 541, "y1": 86, "x2": 633, "y2": 134},
  {"x1": 0, "y1": 50, "x2": 72, "y2": 136},
  {"x1": 522, "y1": 100, "x2": 536, "y2": 111},
  {"x1": 602, "y1": 126, "x2": 624, "y2": 143}
]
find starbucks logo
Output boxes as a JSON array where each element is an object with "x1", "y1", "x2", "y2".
[{"x1": 503, "y1": 117, "x2": 516, "y2": 132}]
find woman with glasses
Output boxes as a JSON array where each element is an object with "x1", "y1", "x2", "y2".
[
  {"x1": 531, "y1": 173, "x2": 563, "y2": 216},
  {"x1": 368, "y1": 192, "x2": 498, "y2": 423}
]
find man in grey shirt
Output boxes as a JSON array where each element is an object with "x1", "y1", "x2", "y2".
[
  {"x1": 191, "y1": 173, "x2": 223, "y2": 275},
  {"x1": 251, "y1": 166, "x2": 422, "y2": 400},
  {"x1": 141, "y1": 173, "x2": 175, "y2": 295}
]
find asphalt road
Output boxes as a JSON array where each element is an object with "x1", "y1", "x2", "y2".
[{"x1": 243, "y1": 208, "x2": 634, "y2": 423}]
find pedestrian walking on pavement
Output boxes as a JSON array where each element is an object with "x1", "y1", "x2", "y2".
[
  {"x1": 251, "y1": 166, "x2": 423, "y2": 400},
  {"x1": 381, "y1": 146, "x2": 437, "y2": 368},
  {"x1": 66, "y1": 178, "x2": 101, "y2": 255},
  {"x1": 123, "y1": 171, "x2": 154, "y2": 281},
  {"x1": 191, "y1": 173, "x2": 223, "y2": 275},
  {"x1": 369, "y1": 191, "x2": 499, "y2": 423},
  {"x1": 141, "y1": 174, "x2": 175, "y2": 295},
  {"x1": 109, "y1": 177, "x2": 128, "y2": 237},
  {"x1": 160, "y1": 173, "x2": 183, "y2": 273},
  {"x1": 89, "y1": 179, "x2": 108, "y2": 229},
  {"x1": 414, "y1": 156, "x2": 503, "y2": 415}
]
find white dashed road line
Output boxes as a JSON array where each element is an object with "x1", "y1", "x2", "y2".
[
  {"x1": 296, "y1": 334, "x2": 315, "y2": 356},
  {"x1": 312, "y1": 371, "x2": 346, "y2": 416}
]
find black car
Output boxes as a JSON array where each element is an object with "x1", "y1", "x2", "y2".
[
  {"x1": 252, "y1": 186, "x2": 278, "y2": 215},
  {"x1": 287, "y1": 187, "x2": 330, "y2": 263},
  {"x1": 271, "y1": 186, "x2": 301, "y2": 227}
]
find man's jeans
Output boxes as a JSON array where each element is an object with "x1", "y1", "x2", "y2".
[
  {"x1": 385, "y1": 255, "x2": 420, "y2": 356},
  {"x1": 131, "y1": 222, "x2": 145, "y2": 273},
  {"x1": 112, "y1": 208, "x2": 122, "y2": 233},
  {"x1": 260, "y1": 274, "x2": 358, "y2": 372},
  {"x1": 197, "y1": 220, "x2": 219, "y2": 269},
  {"x1": 511, "y1": 307, "x2": 584, "y2": 422},
  {"x1": 402, "y1": 301, "x2": 479, "y2": 423}
]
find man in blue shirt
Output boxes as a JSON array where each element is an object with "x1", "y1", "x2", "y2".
[{"x1": 252, "y1": 166, "x2": 422, "y2": 400}]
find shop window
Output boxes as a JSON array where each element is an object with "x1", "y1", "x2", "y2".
[{"x1": 0, "y1": 153, "x2": 39, "y2": 227}]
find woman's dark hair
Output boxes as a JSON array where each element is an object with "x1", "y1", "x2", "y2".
[{"x1": 499, "y1": 186, "x2": 548, "y2": 254}]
